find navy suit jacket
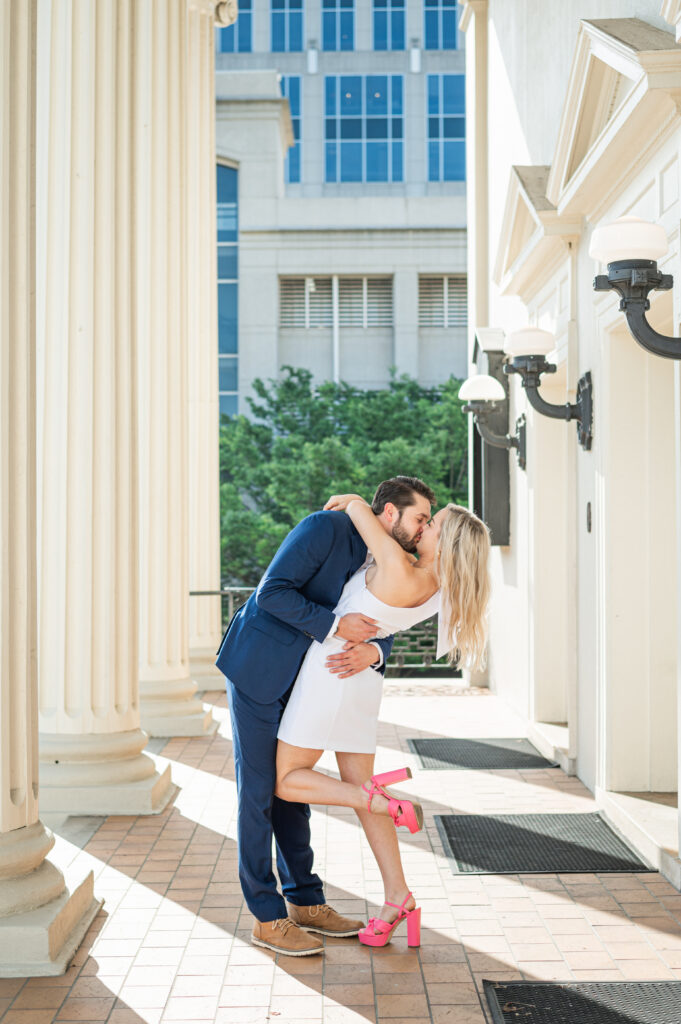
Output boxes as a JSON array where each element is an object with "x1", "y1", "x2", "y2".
[{"x1": 215, "y1": 511, "x2": 394, "y2": 703}]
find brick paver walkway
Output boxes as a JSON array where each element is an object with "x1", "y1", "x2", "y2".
[{"x1": 3, "y1": 682, "x2": 681, "y2": 1023}]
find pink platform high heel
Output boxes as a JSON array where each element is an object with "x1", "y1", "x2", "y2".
[
  {"x1": 358, "y1": 892, "x2": 421, "y2": 947},
  {"x1": 361, "y1": 767, "x2": 424, "y2": 834}
]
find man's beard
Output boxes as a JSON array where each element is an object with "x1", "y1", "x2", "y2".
[{"x1": 391, "y1": 512, "x2": 420, "y2": 554}]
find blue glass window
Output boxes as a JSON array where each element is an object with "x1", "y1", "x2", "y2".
[
  {"x1": 272, "y1": 0, "x2": 303, "y2": 52},
  {"x1": 217, "y1": 164, "x2": 238, "y2": 419},
  {"x1": 325, "y1": 75, "x2": 403, "y2": 183},
  {"x1": 427, "y1": 74, "x2": 465, "y2": 181},
  {"x1": 219, "y1": 359, "x2": 238, "y2": 392},
  {"x1": 281, "y1": 76, "x2": 302, "y2": 183},
  {"x1": 373, "y1": 0, "x2": 404, "y2": 51},
  {"x1": 323, "y1": 0, "x2": 354, "y2": 51},
  {"x1": 217, "y1": 0, "x2": 252, "y2": 52},
  {"x1": 424, "y1": 0, "x2": 457, "y2": 50},
  {"x1": 220, "y1": 395, "x2": 238, "y2": 418}
]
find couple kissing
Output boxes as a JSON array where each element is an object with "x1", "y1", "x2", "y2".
[{"x1": 216, "y1": 476, "x2": 491, "y2": 956}]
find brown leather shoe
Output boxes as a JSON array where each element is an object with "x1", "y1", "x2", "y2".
[
  {"x1": 287, "y1": 902, "x2": 364, "y2": 937},
  {"x1": 251, "y1": 917, "x2": 324, "y2": 956}
]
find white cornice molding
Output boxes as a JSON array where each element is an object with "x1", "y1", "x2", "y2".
[
  {"x1": 546, "y1": 18, "x2": 681, "y2": 219},
  {"x1": 475, "y1": 327, "x2": 506, "y2": 352},
  {"x1": 216, "y1": 96, "x2": 294, "y2": 147},
  {"x1": 661, "y1": 0, "x2": 681, "y2": 42},
  {"x1": 493, "y1": 165, "x2": 580, "y2": 303},
  {"x1": 458, "y1": 0, "x2": 487, "y2": 35}
]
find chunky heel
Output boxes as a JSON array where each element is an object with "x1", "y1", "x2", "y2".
[
  {"x1": 361, "y1": 770, "x2": 423, "y2": 834},
  {"x1": 372, "y1": 767, "x2": 412, "y2": 787},
  {"x1": 406, "y1": 907, "x2": 421, "y2": 947},
  {"x1": 358, "y1": 892, "x2": 421, "y2": 948},
  {"x1": 409, "y1": 801, "x2": 424, "y2": 833}
]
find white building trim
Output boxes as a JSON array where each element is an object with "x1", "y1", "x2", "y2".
[
  {"x1": 547, "y1": 18, "x2": 681, "y2": 219},
  {"x1": 493, "y1": 165, "x2": 581, "y2": 304}
]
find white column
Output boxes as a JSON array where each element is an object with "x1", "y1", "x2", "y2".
[
  {"x1": 459, "y1": 0, "x2": 488, "y2": 361},
  {"x1": 187, "y1": 0, "x2": 223, "y2": 688},
  {"x1": 36, "y1": 0, "x2": 173, "y2": 812},
  {"x1": 137, "y1": 0, "x2": 216, "y2": 736},
  {"x1": 0, "y1": 0, "x2": 100, "y2": 975}
]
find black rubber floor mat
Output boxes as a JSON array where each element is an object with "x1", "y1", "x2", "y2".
[
  {"x1": 408, "y1": 736, "x2": 559, "y2": 770},
  {"x1": 435, "y1": 812, "x2": 654, "y2": 874},
  {"x1": 483, "y1": 980, "x2": 681, "y2": 1023}
]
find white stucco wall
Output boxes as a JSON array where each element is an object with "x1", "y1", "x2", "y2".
[{"x1": 474, "y1": 3, "x2": 680, "y2": 810}]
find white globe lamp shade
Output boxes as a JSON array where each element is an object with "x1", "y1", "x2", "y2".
[
  {"x1": 458, "y1": 374, "x2": 506, "y2": 402},
  {"x1": 589, "y1": 216, "x2": 668, "y2": 264},
  {"x1": 503, "y1": 327, "x2": 555, "y2": 358}
]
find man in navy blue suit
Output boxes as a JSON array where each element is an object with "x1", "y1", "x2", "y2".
[{"x1": 216, "y1": 476, "x2": 435, "y2": 956}]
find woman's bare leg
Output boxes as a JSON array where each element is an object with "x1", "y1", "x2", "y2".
[
  {"x1": 275, "y1": 742, "x2": 416, "y2": 928},
  {"x1": 336, "y1": 751, "x2": 415, "y2": 927},
  {"x1": 276, "y1": 741, "x2": 392, "y2": 816}
]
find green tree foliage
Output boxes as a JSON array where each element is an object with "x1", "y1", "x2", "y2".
[{"x1": 220, "y1": 367, "x2": 468, "y2": 585}]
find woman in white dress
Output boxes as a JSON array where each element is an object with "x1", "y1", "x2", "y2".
[{"x1": 275, "y1": 494, "x2": 491, "y2": 947}]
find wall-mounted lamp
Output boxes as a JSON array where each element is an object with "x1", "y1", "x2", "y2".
[
  {"x1": 459, "y1": 374, "x2": 527, "y2": 470},
  {"x1": 503, "y1": 328, "x2": 593, "y2": 451},
  {"x1": 591, "y1": 216, "x2": 681, "y2": 359}
]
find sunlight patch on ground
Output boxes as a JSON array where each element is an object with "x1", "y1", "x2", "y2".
[{"x1": 145, "y1": 753, "x2": 239, "y2": 841}]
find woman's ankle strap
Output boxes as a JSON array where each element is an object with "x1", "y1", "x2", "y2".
[{"x1": 384, "y1": 891, "x2": 413, "y2": 910}]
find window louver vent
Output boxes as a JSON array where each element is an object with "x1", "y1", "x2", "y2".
[
  {"x1": 280, "y1": 278, "x2": 306, "y2": 328},
  {"x1": 309, "y1": 278, "x2": 333, "y2": 327},
  {"x1": 447, "y1": 275, "x2": 467, "y2": 327},
  {"x1": 279, "y1": 277, "x2": 332, "y2": 328},
  {"x1": 339, "y1": 279, "x2": 363, "y2": 326},
  {"x1": 367, "y1": 278, "x2": 393, "y2": 326},
  {"x1": 418, "y1": 275, "x2": 467, "y2": 328},
  {"x1": 280, "y1": 276, "x2": 393, "y2": 328}
]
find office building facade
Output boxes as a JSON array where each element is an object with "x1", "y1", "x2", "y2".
[{"x1": 214, "y1": 0, "x2": 467, "y2": 416}]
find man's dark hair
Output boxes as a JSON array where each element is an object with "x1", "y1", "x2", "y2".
[{"x1": 371, "y1": 476, "x2": 436, "y2": 515}]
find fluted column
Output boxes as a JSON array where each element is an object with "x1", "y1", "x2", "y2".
[
  {"x1": 137, "y1": 0, "x2": 216, "y2": 736},
  {"x1": 0, "y1": 0, "x2": 100, "y2": 975},
  {"x1": 187, "y1": 0, "x2": 223, "y2": 688},
  {"x1": 36, "y1": 0, "x2": 173, "y2": 812}
]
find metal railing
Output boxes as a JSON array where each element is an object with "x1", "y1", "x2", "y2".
[
  {"x1": 190, "y1": 587, "x2": 253, "y2": 622},
  {"x1": 190, "y1": 587, "x2": 458, "y2": 676}
]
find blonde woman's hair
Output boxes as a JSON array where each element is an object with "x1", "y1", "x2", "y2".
[{"x1": 437, "y1": 504, "x2": 491, "y2": 671}]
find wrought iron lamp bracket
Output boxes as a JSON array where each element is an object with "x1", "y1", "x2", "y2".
[
  {"x1": 504, "y1": 357, "x2": 593, "y2": 451},
  {"x1": 593, "y1": 259, "x2": 681, "y2": 360},
  {"x1": 463, "y1": 402, "x2": 527, "y2": 471}
]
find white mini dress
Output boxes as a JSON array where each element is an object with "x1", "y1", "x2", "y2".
[{"x1": 277, "y1": 567, "x2": 440, "y2": 754}]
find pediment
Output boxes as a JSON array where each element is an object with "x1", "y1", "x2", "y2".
[
  {"x1": 494, "y1": 166, "x2": 580, "y2": 302},
  {"x1": 547, "y1": 18, "x2": 681, "y2": 217},
  {"x1": 564, "y1": 57, "x2": 634, "y2": 182},
  {"x1": 506, "y1": 194, "x2": 538, "y2": 271}
]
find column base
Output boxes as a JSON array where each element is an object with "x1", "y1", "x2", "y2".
[
  {"x1": 0, "y1": 874, "x2": 101, "y2": 977},
  {"x1": 189, "y1": 645, "x2": 225, "y2": 690},
  {"x1": 0, "y1": 823, "x2": 102, "y2": 977},
  {"x1": 140, "y1": 676, "x2": 218, "y2": 738},
  {"x1": 39, "y1": 730, "x2": 176, "y2": 816}
]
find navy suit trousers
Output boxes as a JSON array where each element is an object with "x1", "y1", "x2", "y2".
[{"x1": 226, "y1": 678, "x2": 325, "y2": 922}]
